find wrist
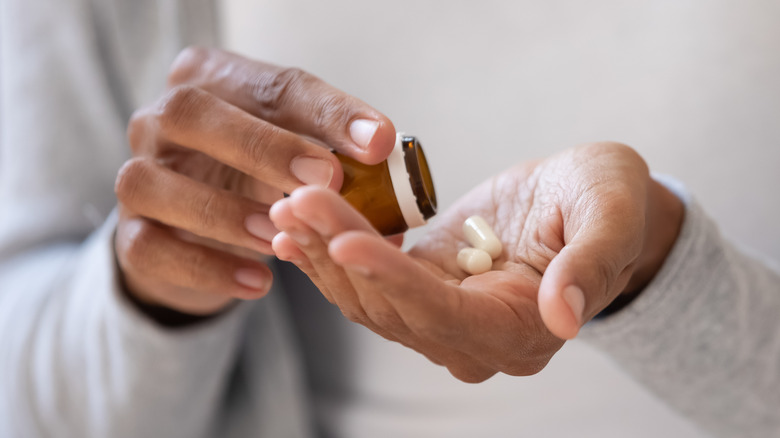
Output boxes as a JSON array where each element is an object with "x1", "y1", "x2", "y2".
[
  {"x1": 121, "y1": 285, "x2": 232, "y2": 328},
  {"x1": 623, "y1": 177, "x2": 685, "y2": 295},
  {"x1": 598, "y1": 178, "x2": 683, "y2": 318}
]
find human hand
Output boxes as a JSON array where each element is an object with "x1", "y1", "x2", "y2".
[
  {"x1": 113, "y1": 47, "x2": 396, "y2": 316},
  {"x1": 269, "y1": 142, "x2": 683, "y2": 382}
]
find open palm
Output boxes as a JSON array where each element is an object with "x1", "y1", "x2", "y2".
[{"x1": 270, "y1": 142, "x2": 681, "y2": 382}]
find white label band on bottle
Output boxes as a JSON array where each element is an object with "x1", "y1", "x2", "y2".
[{"x1": 387, "y1": 133, "x2": 427, "y2": 229}]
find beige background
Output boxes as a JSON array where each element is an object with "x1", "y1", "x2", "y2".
[{"x1": 222, "y1": 1, "x2": 780, "y2": 436}]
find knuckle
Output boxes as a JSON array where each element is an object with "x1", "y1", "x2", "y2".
[
  {"x1": 447, "y1": 364, "x2": 494, "y2": 384},
  {"x1": 500, "y1": 332, "x2": 560, "y2": 377},
  {"x1": 503, "y1": 359, "x2": 548, "y2": 377},
  {"x1": 587, "y1": 141, "x2": 648, "y2": 173},
  {"x1": 497, "y1": 346, "x2": 545, "y2": 376},
  {"x1": 191, "y1": 190, "x2": 220, "y2": 232},
  {"x1": 250, "y1": 67, "x2": 312, "y2": 114},
  {"x1": 366, "y1": 308, "x2": 404, "y2": 330},
  {"x1": 526, "y1": 361, "x2": 548, "y2": 376},
  {"x1": 593, "y1": 140, "x2": 631, "y2": 150},
  {"x1": 421, "y1": 352, "x2": 444, "y2": 366},
  {"x1": 582, "y1": 140, "x2": 632, "y2": 156},
  {"x1": 239, "y1": 124, "x2": 276, "y2": 175},
  {"x1": 114, "y1": 157, "x2": 153, "y2": 203},
  {"x1": 168, "y1": 46, "x2": 211, "y2": 85},
  {"x1": 156, "y1": 85, "x2": 204, "y2": 137},
  {"x1": 502, "y1": 365, "x2": 536, "y2": 378},
  {"x1": 126, "y1": 108, "x2": 152, "y2": 151},
  {"x1": 311, "y1": 93, "x2": 351, "y2": 133},
  {"x1": 178, "y1": 248, "x2": 210, "y2": 287},
  {"x1": 412, "y1": 320, "x2": 461, "y2": 346},
  {"x1": 340, "y1": 308, "x2": 368, "y2": 326},
  {"x1": 122, "y1": 221, "x2": 158, "y2": 273},
  {"x1": 597, "y1": 140, "x2": 638, "y2": 157}
]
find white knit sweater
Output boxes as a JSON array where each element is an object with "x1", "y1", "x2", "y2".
[{"x1": 1, "y1": 1, "x2": 777, "y2": 437}]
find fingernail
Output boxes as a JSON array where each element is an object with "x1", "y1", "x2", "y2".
[
  {"x1": 235, "y1": 268, "x2": 267, "y2": 290},
  {"x1": 562, "y1": 285, "x2": 585, "y2": 327},
  {"x1": 291, "y1": 156, "x2": 333, "y2": 187},
  {"x1": 245, "y1": 214, "x2": 279, "y2": 241},
  {"x1": 349, "y1": 119, "x2": 379, "y2": 150}
]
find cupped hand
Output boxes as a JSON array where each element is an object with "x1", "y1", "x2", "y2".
[
  {"x1": 269, "y1": 142, "x2": 683, "y2": 382},
  {"x1": 113, "y1": 47, "x2": 396, "y2": 316}
]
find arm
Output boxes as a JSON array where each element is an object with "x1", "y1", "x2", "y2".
[
  {"x1": 268, "y1": 142, "x2": 666, "y2": 381},
  {"x1": 3, "y1": 1, "x2": 394, "y2": 435},
  {"x1": 0, "y1": 214, "x2": 250, "y2": 438},
  {"x1": 268, "y1": 144, "x2": 779, "y2": 436},
  {"x1": 581, "y1": 179, "x2": 780, "y2": 437},
  {"x1": 0, "y1": 2, "x2": 253, "y2": 436}
]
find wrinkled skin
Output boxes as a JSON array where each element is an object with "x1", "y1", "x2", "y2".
[
  {"x1": 113, "y1": 47, "x2": 396, "y2": 315},
  {"x1": 270, "y1": 142, "x2": 683, "y2": 382},
  {"x1": 114, "y1": 48, "x2": 683, "y2": 381}
]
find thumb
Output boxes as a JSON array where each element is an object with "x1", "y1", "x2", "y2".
[{"x1": 538, "y1": 217, "x2": 643, "y2": 340}]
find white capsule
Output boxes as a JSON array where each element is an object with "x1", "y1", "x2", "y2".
[
  {"x1": 462, "y1": 215, "x2": 502, "y2": 259},
  {"x1": 457, "y1": 247, "x2": 493, "y2": 275}
]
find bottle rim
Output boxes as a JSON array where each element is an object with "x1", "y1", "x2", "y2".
[
  {"x1": 387, "y1": 133, "x2": 437, "y2": 229},
  {"x1": 400, "y1": 136, "x2": 437, "y2": 219}
]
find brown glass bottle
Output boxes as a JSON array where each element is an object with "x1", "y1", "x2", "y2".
[{"x1": 334, "y1": 134, "x2": 437, "y2": 235}]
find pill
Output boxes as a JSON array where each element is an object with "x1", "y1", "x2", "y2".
[
  {"x1": 462, "y1": 215, "x2": 502, "y2": 259},
  {"x1": 457, "y1": 247, "x2": 493, "y2": 275}
]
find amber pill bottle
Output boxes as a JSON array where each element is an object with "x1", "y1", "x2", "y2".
[{"x1": 334, "y1": 133, "x2": 437, "y2": 235}]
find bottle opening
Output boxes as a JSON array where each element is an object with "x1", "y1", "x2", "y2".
[{"x1": 401, "y1": 136, "x2": 437, "y2": 220}]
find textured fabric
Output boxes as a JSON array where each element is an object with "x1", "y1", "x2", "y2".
[
  {"x1": 581, "y1": 176, "x2": 780, "y2": 437},
  {"x1": 0, "y1": 0, "x2": 312, "y2": 436},
  {"x1": 1, "y1": 0, "x2": 778, "y2": 437}
]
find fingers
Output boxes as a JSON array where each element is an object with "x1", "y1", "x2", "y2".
[
  {"x1": 328, "y1": 230, "x2": 507, "y2": 382},
  {"x1": 276, "y1": 203, "x2": 497, "y2": 381},
  {"x1": 270, "y1": 186, "x2": 407, "y2": 317},
  {"x1": 271, "y1": 199, "x2": 417, "y2": 348},
  {"x1": 115, "y1": 215, "x2": 273, "y2": 315},
  {"x1": 115, "y1": 157, "x2": 277, "y2": 255},
  {"x1": 538, "y1": 191, "x2": 645, "y2": 340},
  {"x1": 271, "y1": 187, "x2": 406, "y2": 330},
  {"x1": 273, "y1": 187, "x2": 552, "y2": 382},
  {"x1": 114, "y1": 47, "x2": 399, "y2": 319},
  {"x1": 129, "y1": 85, "x2": 343, "y2": 193},
  {"x1": 276, "y1": 186, "x2": 462, "y2": 345},
  {"x1": 278, "y1": 185, "x2": 380, "y2": 238},
  {"x1": 167, "y1": 47, "x2": 396, "y2": 164},
  {"x1": 329, "y1": 230, "x2": 467, "y2": 335},
  {"x1": 269, "y1": 203, "x2": 336, "y2": 304},
  {"x1": 269, "y1": 190, "x2": 379, "y2": 324}
]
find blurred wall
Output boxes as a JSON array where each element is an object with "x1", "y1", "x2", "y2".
[{"x1": 221, "y1": 1, "x2": 780, "y2": 437}]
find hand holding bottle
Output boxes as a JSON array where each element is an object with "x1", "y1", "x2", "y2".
[{"x1": 113, "y1": 47, "x2": 396, "y2": 318}]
